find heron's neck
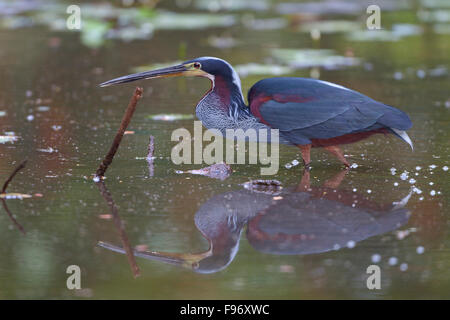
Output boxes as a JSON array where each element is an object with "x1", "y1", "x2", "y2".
[{"x1": 196, "y1": 75, "x2": 253, "y2": 131}]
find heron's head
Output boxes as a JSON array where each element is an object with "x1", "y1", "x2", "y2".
[{"x1": 99, "y1": 56, "x2": 239, "y2": 87}]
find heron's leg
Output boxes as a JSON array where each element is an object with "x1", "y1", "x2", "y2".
[
  {"x1": 323, "y1": 168, "x2": 349, "y2": 189},
  {"x1": 297, "y1": 144, "x2": 311, "y2": 168},
  {"x1": 324, "y1": 145, "x2": 350, "y2": 167}
]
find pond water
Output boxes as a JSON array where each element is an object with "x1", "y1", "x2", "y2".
[{"x1": 0, "y1": 0, "x2": 449, "y2": 299}]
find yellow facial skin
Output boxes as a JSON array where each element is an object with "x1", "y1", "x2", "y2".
[{"x1": 182, "y1": 62, "x2": 210, "y2": 77}]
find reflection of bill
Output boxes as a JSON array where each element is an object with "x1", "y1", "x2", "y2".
[{"x1": 98, "y1": 170, "x2": 412, "y2": 274}]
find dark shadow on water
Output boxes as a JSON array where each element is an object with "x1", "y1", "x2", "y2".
[{"x1": 98, "y1": 169, "x2": 412, "y2": 274}]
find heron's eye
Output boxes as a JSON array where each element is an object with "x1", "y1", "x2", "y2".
[{"x1": 193, "y1": 62, "x2": 201, "y2": 69}]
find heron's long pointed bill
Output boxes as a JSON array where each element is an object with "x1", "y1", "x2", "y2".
[
  {"x1": 98, "y1": 241, "x2": 211, "y2": 269},
  {"x1": 99, "y1": 64, "x2": 187, "y2": 87}
]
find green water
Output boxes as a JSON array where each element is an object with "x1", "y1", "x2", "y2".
[{"x1": 0, "y1": 0, "x2": 449, "y2": 299}]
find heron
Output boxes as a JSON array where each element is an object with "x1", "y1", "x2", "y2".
[{"x1": 100, "y1": 57, "x2": 413, "y2": 167}]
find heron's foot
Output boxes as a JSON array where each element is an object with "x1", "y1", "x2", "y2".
[
  {"x1": 303, "y1": 161, "x2": 312, "y2": 171},
  {"x1": 324, "y1": 145, "x2": 350, "y2": 168},
  {"x1": 297, "y1": 144, "x2": 312, "y2": 170}
]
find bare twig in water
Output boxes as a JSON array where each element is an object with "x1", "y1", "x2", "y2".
[
  {"x1": 147, "y1": 135, "x2": 155, "y2": 177},
  {"x1": 0, "y1": 160, "x2": 28, "y2": 234},
  {"x1": 95, "y1": 87, "x2": 143, "y2": 178},
  {"x1": 1, "y1": 160, "x2": 27, "y2": 194},
  {"x1": 96, "y1": 180, "x2": 140, "y2": 278}
]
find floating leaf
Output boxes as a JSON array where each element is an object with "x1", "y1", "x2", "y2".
[
  {"x1": 235, "y1": 63, "x2": 292, "y2": 77},
  {"x1": 347, "y1": 24, "x2": 423, "y2": 42},
  {"x1": 418, "y1": 9, "x2": 450, "y2": 22},
  {"x1": 107, "y1": 23, "x2": 154, "y2": 41},
  {"x1": 299, "y1": 20, "x2": 361, "y2": 33},
  {"x1": 147, "y1": 114, "x2": 194, "y2": 121},
  {"x1": 276, "y1": 1, "x2": 408, "y2": 15},
  {"x1": 37, "y1": 106, "x2": 50, "y2": 112},
  {"x1": 152, "y1": 12, "x2": 235, "y2": 30},
  {"x1": 194, "y1": 0, "x2": 269, "y2": 11},
  {"x1": 0, "y1": 193, "x2": 32, "y2": 199},
  {"x1": 421, "y1": 0, "x2": 450, "y2": 8},
  {"x1": 271, "y1": 48, "x2": 359, "y2": 69},
  {"x1": 37, "y1": 147, "x2": 57, "y2": 153},
  {"x1": 0, "y1": 135, "x2": 18, "y2": 144},
  {"x1": 243, "y1": 17, "x2": 288, "y2": 30},
  {"x1": 207, "y1": 36, "x2": 239, "y2": 49}
]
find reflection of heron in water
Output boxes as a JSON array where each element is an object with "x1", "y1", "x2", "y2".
[{"x1": 99, "y1": 170, "x2": 412, "y2": 274}]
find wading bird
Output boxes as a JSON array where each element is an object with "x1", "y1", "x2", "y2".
[{"x1": 100, "y1": 57, "x2": 413, "y2": 167}]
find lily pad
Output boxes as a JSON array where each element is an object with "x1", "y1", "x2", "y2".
[
  {"x1": 418, "y1": 9, "x2": 450, "y2": 23},
  {"x1": 0, "y1": 135, "x2": 19, "y2": 144},
  {"x1": 207, "y1": 36, "x2": 239, "y2": 49},
  {"x1": 299, "y1": 20, "x2": 361, "y2": 33},
  {"x1": 0, "y1": 193, "x2": 32, "y2": 199},
  {"x1": 271, "y1": 48, "x2": 360, "y2": 70},
  {"x1": 347, "y1": 24, "x2": 423, "y2": 42},
  {"x1": 147, "y1": 114, "x2": 194, "y2": 121},
  {"x1": 194, "y1": 0, "x2": 270, "y2": 12},
  {"x1": 276, "y1": 0, "x2": 409, "y2": 15},
  {"x1": 243, "y1": 17, "x2": 288, "y2": 30},
  {"x1": 152, "y1": 12, "x2": 235, "y2": 30},
  {"x1": 235, "y1": 63, "x2": 292, "y2": 77},
  {"x1": 420, "y1": 0, "x2": 450, "y2": 9}
]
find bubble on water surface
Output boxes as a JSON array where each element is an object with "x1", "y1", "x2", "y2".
[
  {"x1": 371, "y1": 254, "x2": 381, "y2": 263},
  {"x1": 388, "y1": 257, "x2": 398, "y2": 266}
]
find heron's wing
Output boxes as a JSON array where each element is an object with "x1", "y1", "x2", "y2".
[{"x1": 248, "y1": 77, "x2": 411, "y2": 144}]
